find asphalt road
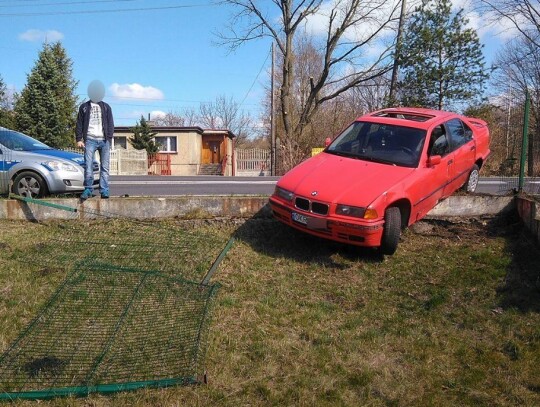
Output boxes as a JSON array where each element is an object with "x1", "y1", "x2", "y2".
[
  {"x1": 109, "y1": 175, "x2": 280, "y2": 196},
  {"x1": 109, "y1": 176, "x2": 530, "y2": 197}
]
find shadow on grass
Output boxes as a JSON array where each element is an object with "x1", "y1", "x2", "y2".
[
  {"x1": 232, "y1": 206, "x2": 384, "y2": 267},
  {"x1": 483, "y1": 212, "x2": 540, "y2": 313}
]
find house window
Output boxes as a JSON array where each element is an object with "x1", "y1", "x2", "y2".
[
  {"x1": 155, "y1": 136, "x2": 177, "y2": 153},
  {"x1": 113, "y1": 136, "x2": 127, "y2": 150}
]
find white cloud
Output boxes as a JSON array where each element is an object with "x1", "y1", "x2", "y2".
[
  {"x1": 109, "y1": 83, "x2": 164, "y2": 100},
  {"x1": 18, "y1": 29, "x2": 64, "y2": 42},
  {"x1": 450, "y1": 0, "x2": 520, "y2": 42},
  {"x1": 302, "y1": 0, "x2": 399, "y2": 43},
  {"x1": 150, "y1": 110, "x2": 167, "y2": 119}
]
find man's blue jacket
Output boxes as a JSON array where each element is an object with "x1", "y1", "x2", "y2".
[{"x1": 75, "y1": 101, "x2": 114, "y2": 142}]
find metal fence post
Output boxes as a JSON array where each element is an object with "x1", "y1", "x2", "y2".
[{"x1": 518, "y1": 91, "x2": 530, "y2": 193}]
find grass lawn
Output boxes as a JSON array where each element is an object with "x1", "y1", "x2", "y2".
[{"x1": 0, "y1": 212, "x2": 539, "y2": 406}]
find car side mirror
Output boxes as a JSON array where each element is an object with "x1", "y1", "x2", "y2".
[
  {"x1": 428, "y1": 155, "x2": 441, "y2": 167},
  {"x1": 325, "y1": 137, "x2": 331, "y2": 147}
]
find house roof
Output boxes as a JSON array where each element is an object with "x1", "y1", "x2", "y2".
[{"x1": 114, "y1": 126, "x2": 236, "y2": 138}]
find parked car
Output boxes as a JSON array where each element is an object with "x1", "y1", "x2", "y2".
[
  {"x1": 269, "y1": 107, "x2": 490, "y2": 254},
  {"x1": 0, "y1": 127, "x2": 99, "y2": 198}
]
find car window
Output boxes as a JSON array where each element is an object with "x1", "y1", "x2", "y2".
[
  {"x1": 428, "y1": 125, "x2": 450, "y2": 157},
  {"x1": 446, "y1": 118, "x2": 472, "y2": 150},
  {"x1": 327, "y1": 121, "x2": 426, "y2": 167},
  {"x1": 0, "y1": 129, "x2": 51, "y2": 151}
]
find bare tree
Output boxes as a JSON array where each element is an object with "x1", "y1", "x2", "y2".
[
  {"x1": 479, "y1": 0, "x2": 540, "y2": 47},
  {"x1": 199, "y1": 95, "x2": 254, "y2": 146},
  {"x1": 152, "y1": 108, "x2": 199, "y2": 127},
  {"x1": 346, "y1": 76, "x2": 390, "y2": 114},
  {"x1": 182, "y1": 107, "x2": 199, "y2": 126},
  {"x1": 218, "y1": 0, "x2": 399, "y2": 170},
  {"x1": 153, "y1": 111, "x2": 186, "y2": 127},
  {"x1": 492, "y1": 35, "x2": 540, "y2": 175}
]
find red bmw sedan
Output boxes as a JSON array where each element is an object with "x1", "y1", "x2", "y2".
[{"x1": 269, "y1": 108, "x2": 490, "y2": 255}]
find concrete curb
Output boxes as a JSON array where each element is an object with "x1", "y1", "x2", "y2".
[
  {"x1": 425, "y1": 195, "x2": 515, "y2": 219},
  {"x1": 516, "y1": 196, "x2": 540, "y2": 246},
  {"x1": 0, "y1": 195, "x2": 515, "y2": 222},
  {"x1": 0, "y1": 196, "x2": 270, "y2": 221}
]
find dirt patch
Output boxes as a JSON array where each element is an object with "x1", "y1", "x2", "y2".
[
  {"x1": 38, "y1": 267, "x2": 64, "y2": 276},
  {"x1": 410, "y1": 214, "x2": 522, "y2": 243}
]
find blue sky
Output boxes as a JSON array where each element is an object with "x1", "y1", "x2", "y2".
[
  {"x1": 0, "y1": 0, "x2": 513, "y2": 128},
  {"x1": 0, "y1": 1, "x2": 272, "y2": 126}
]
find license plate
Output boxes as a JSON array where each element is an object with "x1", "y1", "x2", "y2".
[{"x1": 291, "y1": 212, "x2": 308, "y2": 225}]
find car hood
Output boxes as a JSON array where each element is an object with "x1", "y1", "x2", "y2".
[
  {"x1": 17, "y1": 149, "x2": 85, "y2": 165},
  {"x1": 277, "y1": 152, "x2": 415, "y2": 205}
]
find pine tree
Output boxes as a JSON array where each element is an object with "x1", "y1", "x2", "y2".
[
  {"x1": 0, "y1": 75, "x2": 14, "y2": 128},
  {"x1": 397, "y1": 0, "x2": 488, "y2": 110},
  {"x1": 129, "y1": 116, "x2": 159, "y2": 154},
  {"x1": 14, "y1": 42, "x2": 78, "y2": 147},
  {"x1": 50, "y1": 43, "x2": 78, "y2": 143}
]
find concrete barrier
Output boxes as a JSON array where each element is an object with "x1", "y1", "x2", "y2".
[
  {"x1": 516, "y1": 196, "x2": 540, "y2": 246},
  {"x1": 425, "y1": 195, "x2": 515, "y2": 218},
  {"x1": 0, "y1": 195, "x2": 515, "y2": 222},
  {"x1": 0, "y1": 196, "x2": 271, "y2": 221}
]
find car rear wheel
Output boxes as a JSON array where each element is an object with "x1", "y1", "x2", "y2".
[
  {"x1": 12, "y1": 171, "x2": 48, "y2": 198},
  {"x1": 380, "y1": 207, "x2": 401, "y2": 255},
  {"x1": 464, "y1": 164, "x2": 479, "y2": 193}
]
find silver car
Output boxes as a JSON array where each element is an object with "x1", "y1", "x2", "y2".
[{"x1": 0, "y1": 127, "x2": 99, "y2": 198}]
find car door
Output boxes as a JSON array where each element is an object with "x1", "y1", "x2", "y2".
[
  {"x1": 444, "y1": 118, "x2": 476, "y2": 196},
  {"x1": 411, "y1": 124, "x2": 453, "y2": 221}
]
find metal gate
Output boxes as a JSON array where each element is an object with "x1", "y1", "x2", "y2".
[{"x1": 148, "y1": 153, "x2": 171, "y2": 175}]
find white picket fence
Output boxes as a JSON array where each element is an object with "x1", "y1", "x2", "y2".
[
  {"x1": 110, "y1": 149, "x2": 147, "y2": 175},
  {"x1": 235, "y1": 148, "x2": 271, "y2": 176},
  {"x1": 63, "y1": 147, "x2": 148, "y2": 175}
]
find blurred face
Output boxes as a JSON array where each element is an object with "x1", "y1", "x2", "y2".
[{"x1": 88, "y1": 80, "x2": 105, "y2": 103}]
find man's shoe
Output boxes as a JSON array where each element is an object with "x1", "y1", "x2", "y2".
[
  {"x1": 101, "y1": 192, "x2": 109, "y2": 199},
  {"x1": 80, "y1": 189, "x2": 93, "y2": 202}
]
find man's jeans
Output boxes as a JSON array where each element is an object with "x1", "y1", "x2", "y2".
[{"x1": 84, "y1": 138, "x2": 110, "y2": 194}]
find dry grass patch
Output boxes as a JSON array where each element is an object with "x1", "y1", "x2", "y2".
[{"x1": 0, "y1": 213, "x2": 539, "y2": 406}]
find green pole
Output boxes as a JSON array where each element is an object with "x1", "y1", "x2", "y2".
[
  {"x1": 518, "y1": 91, "x2": 530, "y2": 193},
  {"x1": 11, "y1": 194, "x2": 78, "y2": 212},
  {"x1": 201, "y1": 237, "x2": 234, "y2": 285}
]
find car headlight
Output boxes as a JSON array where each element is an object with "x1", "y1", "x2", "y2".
[
  {"x1": 274, "y1": 186, "x2": 294, "y2": 202},
  {"x1": 335, "y1": 205, "x2": 379, "y2": 219},
  {"x1": 42, "y1": 160, "x2": 79, "y2": 172},
  {"x1": 336, "y1": 204, "x2": 366, "y2": 218}
]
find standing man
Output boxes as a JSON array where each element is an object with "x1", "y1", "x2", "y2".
[{"x1": 76, "y1": 80, "x2": 114, "y2": 200}]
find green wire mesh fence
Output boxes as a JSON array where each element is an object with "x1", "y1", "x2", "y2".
[
  {"x1": 0, "y1": 198, "x2": 230, "y2": 401},
  {"x1": 9, "y1": 198, "x2": 229, "y2": 281}
]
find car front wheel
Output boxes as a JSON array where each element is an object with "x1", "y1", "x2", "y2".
[
  {"x1": 464, "y1": 164, "x2": 479, "y2": 193},
  {"x1": 12, "y1": 171, "x2": 48, "y2": 198},
  {"x1": 380, "y1": 206, "x2": 401, "y2": 255}
]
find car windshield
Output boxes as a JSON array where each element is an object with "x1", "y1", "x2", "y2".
[
  {"x1": 0, "y1": 129, "x2": 52, "y2": 151},
  {"x1": 326, "y1": 121, "x2": 427, "y2": 167}
]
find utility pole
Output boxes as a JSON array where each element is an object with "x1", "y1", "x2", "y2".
[
  {"x1": 388, "y1": 0, "x2": 407, "y2": 105},
  {"x1": 270, "y1": 42, "x2": 276, "y2": 176}
]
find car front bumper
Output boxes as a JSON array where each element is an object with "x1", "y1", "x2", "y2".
[
  {"x1": 42, "y1": 168, "x2": 100, "y2": 194},
  {"x1": 269, "y1": 196, "x2": 384, "y2": 247}
]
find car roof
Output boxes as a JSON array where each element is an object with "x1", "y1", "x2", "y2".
[{"x1": 356, "y1": 107, "x2": 458, "y2": 130}]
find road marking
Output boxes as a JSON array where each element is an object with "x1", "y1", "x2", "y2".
[{"x1": 110, "y1": 180, "x2": 278, "y2": 185}]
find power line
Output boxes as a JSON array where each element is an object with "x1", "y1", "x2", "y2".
[
  {"x1": 0, "y1": 3, "x2": 215, "y2": 17},
  {"x1": 238, "y1": 48, "x2": 270, "y2": 108},
  {"x1": 0, "y1": 0, "x2": 136, "y2": 8}
]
